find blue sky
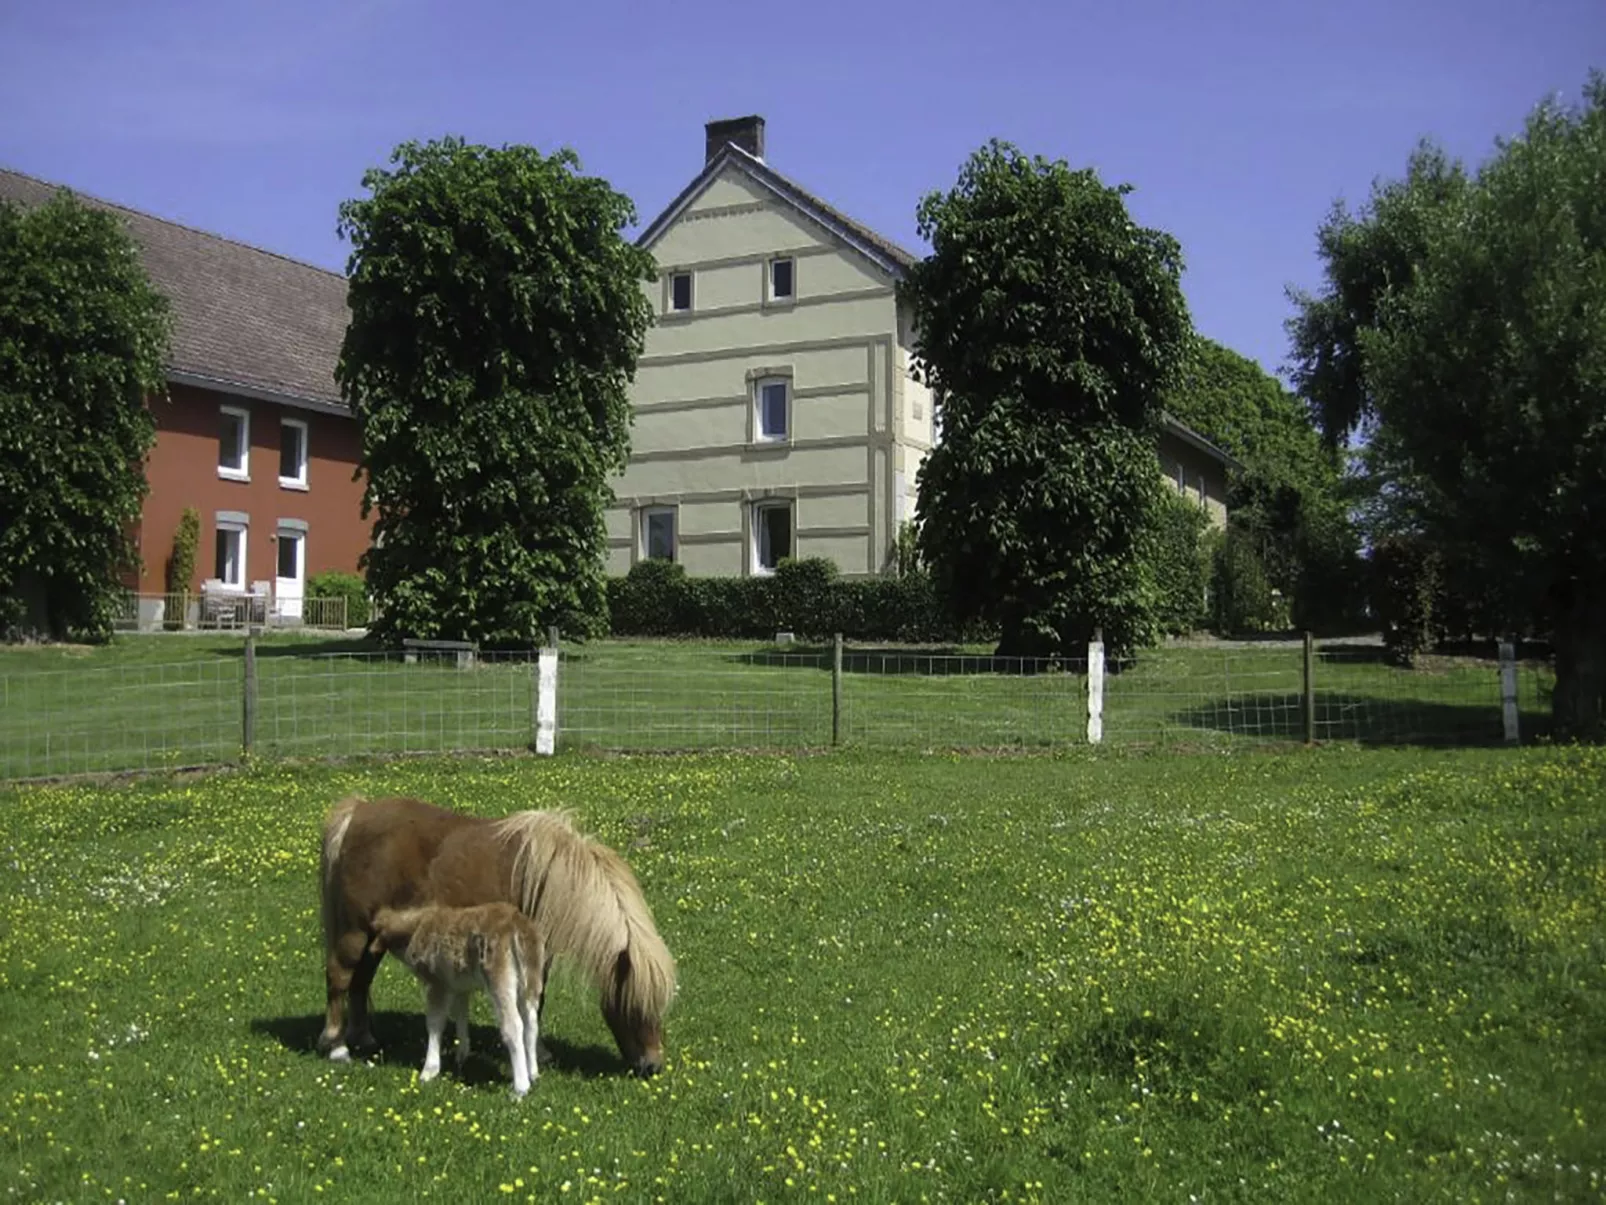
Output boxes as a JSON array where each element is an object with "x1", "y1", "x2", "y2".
[{"x1": 1, "y1": 0, "x2": 1599, "y2": 384}]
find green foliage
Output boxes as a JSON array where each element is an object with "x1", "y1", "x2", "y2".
[
  {"x1": 0, "y1": 191, "x2": 172, "y2": 642},
  {"x1": 1287, "y1": 70, "x2": 1606, "y2": 737},
  {"x1": 306, "y1": 570, "x2": 370, "y2": 629},
  {"x1": 1165, "y1": 336, "x2": 1362, "y2": 631},
  {"x1": 1210, "y1": 526, "x2": 1276, "y2": 635},
  {"x1": 605, "y1": 558, "x2": 978, "y2": 644},
  {"x1": 774, "y1": 557, "x2": 840, "y2": 637},
  {"x1": 898, "y1": 140, "x2": 1193, "y2": 659},
  {"x1": 1148, "y1": 491, "x2": 1211, "y2": 636},
  {"x1": 165, "y1": 507, "x2": 200, "y2": 595},
  {"x1": 1369, "y1": 535, "x2": 1442, "y2": 668},
  {"x1": 336, "y1": 136, "x2": 657, "y2": 649}
]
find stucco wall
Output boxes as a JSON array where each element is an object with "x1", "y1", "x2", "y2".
[{"x1": 607, "y1": 167, "x2": 904, "y2": 577}]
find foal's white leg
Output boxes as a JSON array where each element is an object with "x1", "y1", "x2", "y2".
[
  {"x1": 420, "y1": 981, "x2": 450, "y2": 1083},
  {"x1": 490, "y1": 972, "x2": 530, "y2": 1098},
  {"x1": 520, "y1": 963, "x2": 543, "y2": 1084}
]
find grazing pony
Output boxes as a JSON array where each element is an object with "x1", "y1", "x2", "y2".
[
  {"x1": 370, "y1": 901, "x2": 547, "y2": 1097},
  {"x1": 318, "y1": 795, "x2": 676, "y2": 1077}
]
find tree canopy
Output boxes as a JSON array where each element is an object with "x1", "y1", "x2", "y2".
[
  {"x1": 336, "y1": 136, "x2": 657, "y2": 647},
  {"x1": 0, "y1": 191, "x2": 171, "y2": 641},
  {"x1": 1165, "y1": 335, "x2": 1361, "y2": 630},
  {"x1": 899, "y1": 140, "x2": 1194, "y2": 658},
  {"x1": 1286, "y1": 70, "x2": 1606, "y2": 738}
]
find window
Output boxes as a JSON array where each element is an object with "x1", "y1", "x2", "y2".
[
  {"x1": 641, "y1": 506, "x2": 677, "y2": 562},
  {"x1": 279, "y1": 418, "x2": 308, "y2": 488},
  {"x1": 752, "y1": 500, "x2": 793, "y2": 574},
  {"x1": 754, "y1": 377, "x2": 789, "y2": 441},
  {"x1": 214, "y1": 519, "x2": 247, "y2": 589},
  {"x1": 669, "y1": 272, "x2": 693, "y2": 312},
  {"x1": 219, "y1": 406, "x2": 249, "y2": 480},
  {"x1": 769, "y1": 257, "x2": 794, "y2": 301}
]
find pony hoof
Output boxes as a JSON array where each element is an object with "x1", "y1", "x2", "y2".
[{"x1": 327, "y1": 1045, "x2": 351, "y2": 1063}]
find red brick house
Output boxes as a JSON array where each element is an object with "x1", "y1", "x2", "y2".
[{"x1": 0, "y1": 167, "x2": 369, "y2": 626}]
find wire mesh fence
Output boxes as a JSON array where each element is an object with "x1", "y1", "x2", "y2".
[{"x1": 0, "y1": 635, "x2": 1558, "y2": 782}]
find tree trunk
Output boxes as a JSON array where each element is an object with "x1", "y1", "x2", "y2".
[{"x1": 1550, "y1": 587, "x2": 1606, "y2": 742}]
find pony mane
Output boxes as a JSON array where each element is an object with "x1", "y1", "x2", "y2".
[{"x1": 490, "y1": 809, "x2": 677, "y2": 1024}]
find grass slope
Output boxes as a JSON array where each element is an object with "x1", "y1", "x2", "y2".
[{"x1": 1, "y1": 743, "x2": 1602, "y2": 1202}]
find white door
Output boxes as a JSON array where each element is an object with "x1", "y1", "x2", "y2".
[{"x1": 275, "y1": 529, "x2": 305, "y2": 620}]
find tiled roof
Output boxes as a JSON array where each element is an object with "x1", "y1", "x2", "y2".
[{"x1": 0, "y1": 167, "x2": 348, "y2": 409}]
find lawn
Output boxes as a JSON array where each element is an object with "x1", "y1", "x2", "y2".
[
  {"x1": 0, "y1": 633, "x2": 1555, "y2": 780},
  {"x1": 1, "y1": 743, "x2": 1602, "y2": 1202}
]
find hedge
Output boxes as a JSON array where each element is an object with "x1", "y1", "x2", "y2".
[{"x1": 606, "y1": 557, "x2": 985, "y2": 644}]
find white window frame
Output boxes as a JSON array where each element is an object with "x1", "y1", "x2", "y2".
[
  {"x1": 639, "y1": 505, "x2": 678, "y2": 563},
  {"x1": 218, "y1": 405, "x2": 250, "y2": 481},
  {"x1": 753, "y1": 376, "x2": 791, "y2": 443},
  {"x1": 768, "y1": 256, "x2": 795, "y2": 303},
  {"x1": 750, "y1": 499, "x2": 794, "y2": 576},
  {"x1": 279, "y1": 417, "x2": 309, "y2": 490},
  {"x1": 668, "y1": 271, "x2": 693, "y2": 313},
  {"x1": 214, "y1": 516, "x2": 248, "y2": 589}
]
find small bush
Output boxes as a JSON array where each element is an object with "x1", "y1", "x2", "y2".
[
  {"x1": 1210, "y1": 527, "x2": 1276, "y2": 635},
  {"x1": 1369, "y1": 535, "x2": 1442, "y2": 667},
  {"x1": 1150, "y1": 493, "x2": 1211, "y2": 636},
  {"x1": 307, "y1": 570, "x2": 370, "y2": 628},
  {"x1": 165, "y1": 507, "x2": 200, "y2": 595}
]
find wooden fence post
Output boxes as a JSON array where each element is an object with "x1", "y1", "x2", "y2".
[
  {"x1": 1086, "y1": 628, "x2": 1105, "y2": 744},
  {"x1": 1499, "y1": 637, "x2": 1520, "y2": 745},
  {"x1": 242, "y1": 627, "x2": 258, "y2": 760},
  {"x1": 1303, "y1": 630, "x2": 1316, "y2": 745},
  {"x1": 832, "y1": 632, "x2": 843, "y2": 747}
]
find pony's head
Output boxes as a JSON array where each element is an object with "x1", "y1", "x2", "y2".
[{"x1": 602, "y1": 948, "x2": 671, "y2": 1077}]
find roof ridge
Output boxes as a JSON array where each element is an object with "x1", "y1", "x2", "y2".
[
  {"x1": 722, "y1": 144, "x2": 922, "y2": 268},
  {"x1": 0, "y1": 164, "x2": 348, "y2": 283}
]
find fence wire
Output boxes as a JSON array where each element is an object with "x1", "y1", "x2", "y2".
[{"x1": 0, "y1": 637, "x2": 1557, "y2": 782}]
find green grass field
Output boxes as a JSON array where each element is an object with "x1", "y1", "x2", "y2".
[
  {"x1": 1, "y1": 743, "x2": 1602, "y2": 1202},
  {"x1": 0, "y1": 633, "x2": 1556, "y2": 780}
]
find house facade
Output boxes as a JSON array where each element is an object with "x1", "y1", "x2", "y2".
[
  {"x1": 0, "y1": 168, "x2": 369, "y2": 626},
  {"x1": 608, "y1": 116, "x2": 1237, "y2": 579}
]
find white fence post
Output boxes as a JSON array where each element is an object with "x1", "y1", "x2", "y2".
[
  {"x1": 1499, "y1": 638, "x2": 1520, "y2": 745},
  {"x1": 1086, "y1": 630, "x2": 1105, "y2": 744},
  {"x1": 534, "y1": 646, "x2": 558, "y2": 755}
]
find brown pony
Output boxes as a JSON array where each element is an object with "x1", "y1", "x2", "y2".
[{"x1": 317, "y1": 795, "x2": 677, "y2": 1077}]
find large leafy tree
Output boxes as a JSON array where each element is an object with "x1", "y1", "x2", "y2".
[
  {"x1": 1165, "y1": 336, "x2": 1362, "y2": 630},
  {"x1": 900, "y1": 140, "x2": 1194, "y2": 658},
  {"x1": 337, "y1": 136, "x2": 657, "y2": 647},
  {"x1": 1287, "y1": 71, "x2": 1606, "y2": 738},
  {"x1": 0, "y1": 191, "x2": 171, "y2": 641}
]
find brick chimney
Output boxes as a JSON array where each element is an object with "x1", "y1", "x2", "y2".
[{"x1": 705, "y1": 115, "x2": 765, "y2": 164}]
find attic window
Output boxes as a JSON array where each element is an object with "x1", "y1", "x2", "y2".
[
  {"x1": 769, "y1": 257, "x2": 794, "y2": 301},
  {"x1": 670, "y1": 272, "x2": 692, "y2": 312}
]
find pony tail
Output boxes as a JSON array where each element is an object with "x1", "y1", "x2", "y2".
[{"x1": 320, "y1": 796, "x2": 363, "y2": 955}]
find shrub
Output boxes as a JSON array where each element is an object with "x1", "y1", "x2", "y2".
[
  {"x1": 165, "y1": 508, "x2": 200, "y2": 595},
  {"x1": 1150, "y1": 493, "x2": 1211, "y2": 636},
  {"x1": 605, "y1": 555, "x2": 994, "y2": 645},
  {"x1": 1369, "y1": 535, "x2": 1442, "y2": 667},
  {"x1": 1210, "y1": 527, "x2": 1276, "y2": 635},
  {"x1": 307, "y1": 570, "x2": 370, "y2": 628}
]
